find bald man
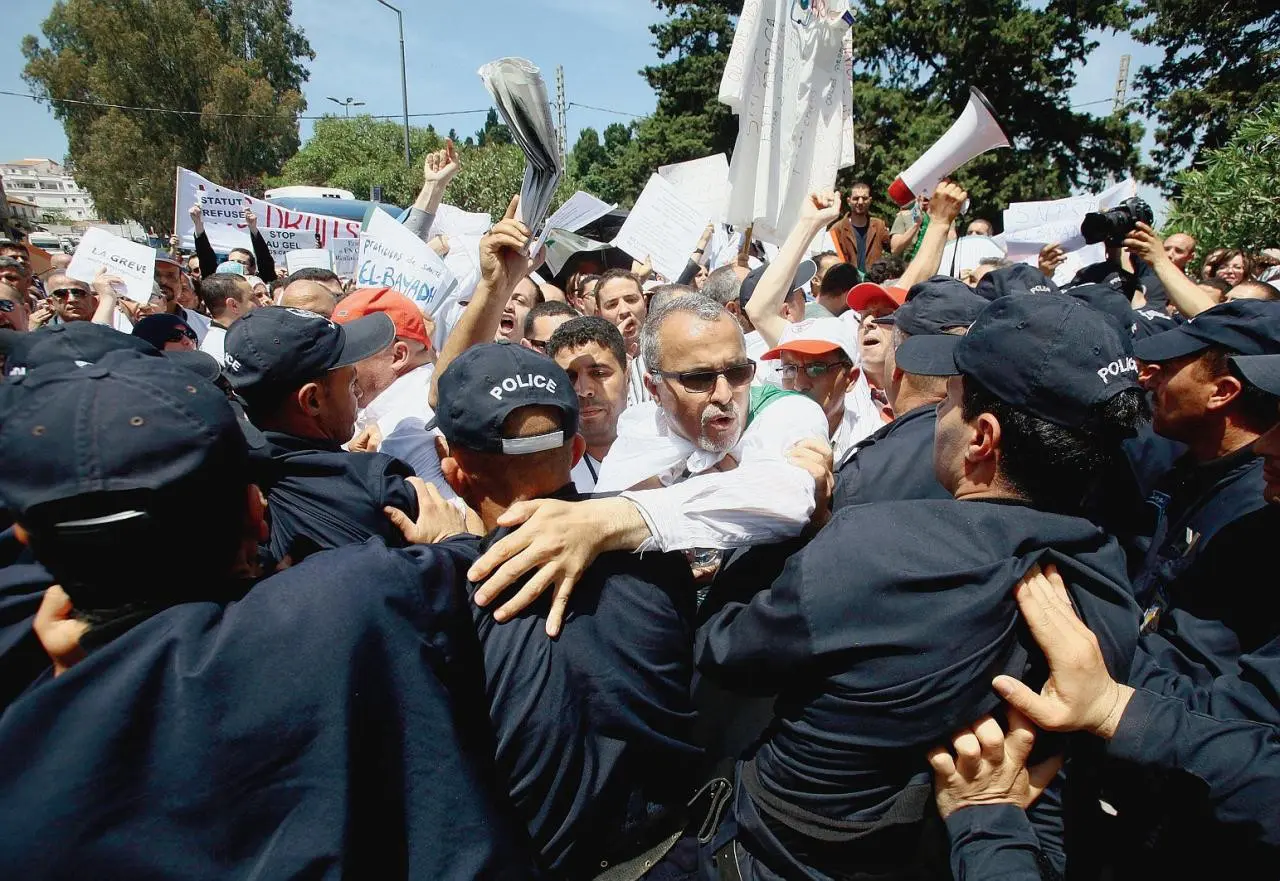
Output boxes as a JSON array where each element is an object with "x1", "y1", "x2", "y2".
[
  {"x1": 279, "y1": 280, "x2": 338, "y2": 317},
  {"x1": 1164, "y1": 233, "x2": 1196, "y2": 272}
]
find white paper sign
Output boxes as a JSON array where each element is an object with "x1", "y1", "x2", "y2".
[
  {"x1": 66, "y1": 228, "x2": 156, "y2": 303},
  {"x1": 257, "y1": 227, "x2": 314, "y2": 262},
  {"x1": 543, "y1": 191, "x2": 615, "y2": 236},
  {"x1": 175, "y1": 167, "x2": 363, "y2": 254},
  {"x1": 330, "y1": 239, "x2": 360, "y2": 277},
  {"x1": 658, "y1": 154, "x2": 730, "y2": 224},
  {"x1": 356, "y1": 209, "x2": 457, "y2": 311},
  {"x1": 611, "y1": 174, "x2": 710, "y2": 282},
  {"x1": 1003, "y1": 180, "x2": 1136, "y2": 285},
  {"x1": 286, "y1": 249, "x2": 334, "y2": 274},
  {"x1": 433, "y1": 203, "x2": 493, "y2": 237}
]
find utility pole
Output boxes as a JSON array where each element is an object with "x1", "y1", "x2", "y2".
[
  {"x1": 555, "y1": 65, "x2": 568, "y2": 165},
  {"x1": 375, "y1": 0, "x2": 412, "y2": 168},
  {"x1": 1113, "y1": 54, "x2": 1131, "y2": 115}
]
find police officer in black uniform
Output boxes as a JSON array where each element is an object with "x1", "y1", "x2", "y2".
[
  {"x1": 833, "y1": 276, "x2": 986, "y2": 509},
  {"x1": 1127, "y1": 299, "x2": 1280, "y2": 673},
  {"x1": 223, "y1": 305, "x2": 421, "y2": 565},
  {"x1": 0, "y1": 350, "x2": 530, "y2": 878},
  {"x1": 420, "y1": 342, "x2": 702, "y2": 879},
  {"x1": 696, "y1": 293, "x2": 1148, "y2": 880}
]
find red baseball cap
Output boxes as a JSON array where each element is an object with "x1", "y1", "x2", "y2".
[
  {"x1": 332, "y1": 287, "x2": 430, "y2": 348},
  {"x1": 846, "y1": 282, "x2": 908, "y2": 312}
]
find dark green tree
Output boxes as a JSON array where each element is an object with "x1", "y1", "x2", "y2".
[
  {"x1": 22, "y1": 0, "x2": 312, "y2": 232},
  {"x1": 474, "y1": 108, "x2": 513, "y2": 147},
  {"x1": 842, "y1": 0, "x2": 1143, "y2": 224},
  {"x1": 1133, "y1": 2, "x2": 1280, "y2": 188}
]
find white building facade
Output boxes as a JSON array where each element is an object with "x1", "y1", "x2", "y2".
[{"x1": 0, "y1": 158, "x2": 97, "y2": 223}]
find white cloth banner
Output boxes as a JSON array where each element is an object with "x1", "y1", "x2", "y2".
[
  {"x1": 719, "y1": 0, "x2": 855, "y2": 244},
  {"x1": 174, "y1": 167, "x2": 362, "y2": 253},
  {"x1": 66, "y1": 227, "x2": 155, "y2": 303},
  {"x1": 611, "y1": 175, "x2": 710, "y2": 282},
  {"x1": 356, "y1": 209, "x2": 457, "y2": 313},
  {"x1": 1003, "y1": 180, "x2": 1136, "y2": 285}
]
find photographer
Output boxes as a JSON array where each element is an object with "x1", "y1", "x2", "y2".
[{"x1": 1064, "y1": 197, "x2": 1151, "y2": 303}]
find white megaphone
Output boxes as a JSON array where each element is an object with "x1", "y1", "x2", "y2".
[{"x1": 887, "y1": 87, "x2": 1010, "y2": 207}]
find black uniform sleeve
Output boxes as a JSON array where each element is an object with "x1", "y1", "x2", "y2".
[
  {"x1": 944, "y1": 804, "x2": 1044, "y2": 881},
  {"x1": 696, "y1": 535, "x2": 816, "y2": 693},
  {"x1": 1107, "y1": 685, "x2": 1280, "y2": 847},
  {"x1": 195, "y1": 230, "x2": 218, "y2": 278},
  {"x1": 831, "y1": 454, "x2": 862, "y2": 511},
  {"x1": 249, "y1": 229, "x2": 278, "y2": 282},
  {"x1": 1130, "y1": 633, "x2": 1280, "y2": 728}
]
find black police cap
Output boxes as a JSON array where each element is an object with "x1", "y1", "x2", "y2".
[
  {"x1": 895, "y1": 275, "x2": 988, "y2": 336},
  {"x1": 1131, "y1": 299, "x2": 1280, "y2": 363}
]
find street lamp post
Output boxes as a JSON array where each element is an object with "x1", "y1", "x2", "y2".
[
  {"x1": 326, "y1": 96, "x2": 365, "y2": 117},
  {"x1": 375, "y1": 0, "x2": 412, "y2": 168}
]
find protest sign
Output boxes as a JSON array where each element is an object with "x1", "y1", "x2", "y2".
[
  {"x1": 257, "y1": 227, "x2": 313, "y2": 262},
  {"x1": 356, "y1": 209, "x2": 456, "y2": 313},
  {"x1": 433, "y1": 204, "x2": 493, "y2": 237},
  {"x1": 658, "y1": 154, "x2": 730, "y2": 224},
  {"x1": 542, "y1": 191, "x2": 615, "y2": 236},
  {"x1": 1003, "y1": 179, "x2": 1136, "y2": 284},
  {"x1": 174, "y1": 167, "x2": 362, "y2": 254},
  {"x1": 330, "y1": 238, "x2": 360, "y2": 277},
  {"x1": 286, "y1": 249, "x2": 334, "y2": 274},
  {"x1": 612, "y1": 174, "x2": 710, "y2": 282},
  {"x1": 66, "y1": 228, "x2": 156, "y2": 303}
]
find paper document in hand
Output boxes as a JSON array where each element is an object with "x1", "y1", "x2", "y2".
[
  {"x1": 285, "y1": 249, "x2": 334, "y2": 274},
  {"x1": 356, "y1": 209, "x2": 457, "y2": 313},
  {"x1": 718, "y1": 0, "x2": 855, "y2": 243},
  {"x1": 541, "y1": 191, "x2": 615, "y2": 238},
  {"x1": 611, "y1": 175, "x2": 711, "y2": 282},
  {"x1": 658, "y1": 154, "x2": 730, "y2": 224},
  {"x1": 433, "y1": 204, "x2": 493, "y2": 237},
  {"x1": 1003, "y1": 179, "x2": 1136, "y2": 284},
  {"x1": 478, "y1": 58, "x2": 563, "y2": 240},
  {"x1": 544, "y1": 229, "x2": 613, "y2": 277},
  {"x1": 66, "y1": 228, "x2": 156, "y2": 303}
]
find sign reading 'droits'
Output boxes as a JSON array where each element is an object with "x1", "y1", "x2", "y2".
[
  {"x1": 356, "y1": 209, "x2": 457, "y2": 309},
  {"x1": 174, "y1": 167, "x2": 362, "y2": 254},
  {"x1": 66, "y1": 228, "x2": 156, "y2": 303}
]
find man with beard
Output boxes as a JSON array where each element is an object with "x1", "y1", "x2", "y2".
[{"x1": 461, "y1": 292, "x2": 831, "y2": 637}]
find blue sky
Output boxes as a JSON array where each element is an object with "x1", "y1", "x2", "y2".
[{"x1": 1, "y1": 0, "x2": 1165, "y2": 214}]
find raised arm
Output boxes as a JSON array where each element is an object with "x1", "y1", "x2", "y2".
[
  {"x1": 244, "y1": 207, "x2": 278, "y2": 282},
  {"x1": 896, "y1": 182, "x2": 968, "y2": 291},
  {"x1": 745, "y1": 191, "x2": 841, "y2": 347},
  {"x1": 1123, "y1": 223, "x2": 1215, "y2": 318},
  {"x1": 189, "y1": 205, "x2": 218, "y2": 278},
  {"x1": 428, "y1": 196, "x2": 539, "y2": 408},
  {"x1": 405, "y1": 140, "x2": 462, "y2": 243}
]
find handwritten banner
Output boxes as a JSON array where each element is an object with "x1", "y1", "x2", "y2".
[
  {"x1": 356, "y1": 209, "x2": 457, "y2": 311},
  {"x1": 66, "y1": 227, "x2": 156, "y2": 303}
]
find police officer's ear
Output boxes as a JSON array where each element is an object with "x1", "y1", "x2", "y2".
[
  {"x1": 435, "y1": 435, "x2": 465, "y2": 496},
  {"x1": 967, "y1": 411, "x2": 1003, "y2": 469},
  {"x1": 1204, "y1": 371, "x2": 1245, "y2": 413},
  {"x1": 570, "y1": 432, "x2": 586, "y2": 468},
  {"x1": 296, "y1": 380, "x2": 323, "y2": 417}
]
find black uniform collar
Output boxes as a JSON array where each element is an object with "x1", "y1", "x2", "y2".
[
  {"x1": 1170, "y1": 442, "x2": 1258, "y2": 492},
  {"x1": 856, "y1": 402, "x2": 936, "y2": 450},
  {"x1": 261, "y1": 429, "x2": 344, "y2": 455}
]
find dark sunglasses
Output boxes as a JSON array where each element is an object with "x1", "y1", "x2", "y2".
[
  {"x1": 781, "y1": 360, "x2": 850, "y2": 380},
  {"x1": 651, "y1": 361, "x2": 756, "y2": 393},
  {"x1": 0, "y1": 300, "x2": 15, "y2": 312},
  {"x1": 526, "y1": 338, "x2": 550, "y2": 352},
  {"x1": 50, "y1": 288, "x2": 92, "y2": 300}
]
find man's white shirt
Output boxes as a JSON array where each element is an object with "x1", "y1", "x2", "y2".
[
  {"x1": 595, "y1": 392, "x2": 828, "y2": 553},
  {"x1": 355, "y1": 362, "x2": 457, "y2": 501}
]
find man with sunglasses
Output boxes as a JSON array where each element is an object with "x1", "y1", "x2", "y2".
[
  {"x1": 0, "y1": 282, "x2": 28, "y2": 333},
  {"x1": 43, "y1": 273, "x2": 97, "y2": 325},
  {"x1": 461, "y1": 292, "x2": 831, "y2": 638},
  {"x1": 520, "y1": 300, "x2": 578, "y2": 355}
]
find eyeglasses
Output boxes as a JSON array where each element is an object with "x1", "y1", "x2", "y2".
[
  {"x1": 0, "y1": 300, "x2": 16, "y2": 313},
  {"x1": 651, "y1": 361, "x2": 756, "y2": 393},
  {"x1": 780, "y1": 360, "x2": 851, "y2": 380},
  {"x1": 49, "y1": 288, "x2": 92, "y2": 300},
  {"x1": 526, "y1": 338, "x2": 549, "y2": 352}
]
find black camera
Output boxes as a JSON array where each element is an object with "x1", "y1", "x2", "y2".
[{"x1": 1081, "y1": 197, "x2": 1154, "y2": 246}]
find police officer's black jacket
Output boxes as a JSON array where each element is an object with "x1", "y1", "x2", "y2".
[
  {"x1": 1131, "y1": 445, "x2": 1280, "y2": 674},
  {"x1": 832, "y1": 404, "x2": 948, "y2": 511},
  {"x1": 449, "y1": 485, "x2": 702, "y2": 878},
  {"x1": 696, "y1": 498, "x2": 1141, "y2": 880},
  {"x1": 0, "y1": 539, "x2": 533, "y2": 880},
  {"x1": 251, "y1": 429, "x2": 420, "y2": 565},
  {"x1": 0, "y1": 562, "x2": 49, "y2": 712}
]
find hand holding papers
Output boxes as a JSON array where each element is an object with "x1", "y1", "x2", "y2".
[
  {"x1": 611, "y1": 175, "x2": 711, "y2": 282},
  {"x1": 478, "y1": 58, "x2": 563, "y2": 244},
  {"x1": 67, "y1": 228, "x2": 156, "y2": 303}
]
